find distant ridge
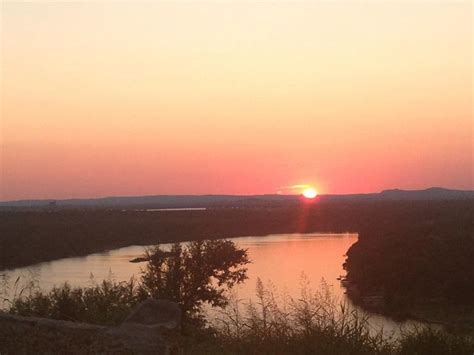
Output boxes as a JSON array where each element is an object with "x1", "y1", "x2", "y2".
[
  {"x1": 0, "y1": 194, "x2": 296, "y2": 208},
  {"x1": 379, "y1": 187, "x2": 474, "y2": 200},
  {"x1": 324, "y1": 187, "x2": 474, "y2": 201},
  {"x1": 1, "y1": 187, "x2": 473, "y2": 208}
]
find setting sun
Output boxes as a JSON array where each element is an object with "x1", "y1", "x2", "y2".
[{"x1": 302, "y1": 187, "x2": 318, "y2": 199}]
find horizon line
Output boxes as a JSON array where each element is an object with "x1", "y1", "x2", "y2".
[{"x1": 1, "y1": 186, "x2": 473, "y2": 204}]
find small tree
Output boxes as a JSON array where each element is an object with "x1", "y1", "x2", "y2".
[{"x1": 140, "y1": 240, "x2": 249, "y2": 320}]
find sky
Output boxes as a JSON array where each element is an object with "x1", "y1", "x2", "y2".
[{"x1": 1, "y1": 1, "x2": 472, "y2": 200}]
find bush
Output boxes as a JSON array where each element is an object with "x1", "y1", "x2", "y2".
[
  {"x1": 9, "y1": 278, "x2": 140, "y2": 325},
  {"x1": 8, "y1": 239, "x2": 250, "y2": 325}
]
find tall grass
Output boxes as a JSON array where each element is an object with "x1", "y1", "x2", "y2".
[
  {"x1": 3, "y1": 274, "x2": 473, "y2": 354},
  {"x1": 193, "y1": 278, "x2": 394, "y2": 354},
  {"x1": 1, "y1": 270, "x2": 41, "y2": 310},
  {"x1": 185, "y1": 278, "x2": 474, "y2": 354},
  {"x1": 7, "y1": 276, "x2": 141, "y2": 325}
]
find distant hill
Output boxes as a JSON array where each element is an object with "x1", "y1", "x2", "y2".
[
  {"x1": 322, "y1": 187, "x2": 474, "y2": 202},
  {"x1": 0, "y1": 194, "x2": 297, "y2": 208},
  {"x1": 0, "y1": 187, "x2": 472, "y2": 209},
  {"x1": 378, "y1": 187, "x2": 474, "y2": 200}
]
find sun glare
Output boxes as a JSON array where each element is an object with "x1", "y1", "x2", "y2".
[{"x1": 302, "y1": 187, "x2": 318, "y2": 199}]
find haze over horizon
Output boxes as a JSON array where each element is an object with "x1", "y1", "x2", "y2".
[{"x1": 1, "y1": 1, "x2": 472, "y2": 200}]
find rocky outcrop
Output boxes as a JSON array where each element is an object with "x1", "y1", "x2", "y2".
[
  {"x1": 123, "y1": 299, "x2": 181, "y2": 330},
  {"x1": 0, "y1": 299, "x2": 181, "y2": 354}
]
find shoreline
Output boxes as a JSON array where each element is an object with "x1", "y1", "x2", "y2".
[{"x1": 344, "y1": 281, "x2": 474, "y2": 333}]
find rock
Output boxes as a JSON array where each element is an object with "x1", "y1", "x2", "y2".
[
  {"x1": 0, "y1": 299, "x2": 182, "y2": 354},
  {"x1": 123, "y1": 299, "x2": 181, "y2": 330}
]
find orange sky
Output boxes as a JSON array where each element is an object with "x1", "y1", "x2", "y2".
[{"x1": 1, "y1": 2, "x2": 472, "y2": 200}]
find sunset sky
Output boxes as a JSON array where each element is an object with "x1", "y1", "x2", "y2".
[{"x1": 1, "y1": 1, "x2": 472, "y2": 200}]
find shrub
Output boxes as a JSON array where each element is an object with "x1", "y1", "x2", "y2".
[
  {"x1": 9, "y1": 278, "x2": 140, "y2": 325},
  {"x1": 8, "y1": 239, "x2": 250, "y2": 325}
]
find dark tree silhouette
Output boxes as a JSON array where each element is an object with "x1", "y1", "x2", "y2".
[{"x1": 140, "y1": 239, "x2": 249, "y2": 319}]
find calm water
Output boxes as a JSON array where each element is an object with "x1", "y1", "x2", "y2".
[
  {"x1": 1, "y1": 233, "x2": 421, "y2": 335},
  {"x1": 129, "y1": 208, "x2": 207, "y2": 212}
]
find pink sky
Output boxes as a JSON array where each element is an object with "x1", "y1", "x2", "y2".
[{"x1": 1, "y1": 2, "x2": 472, "y2": 200}]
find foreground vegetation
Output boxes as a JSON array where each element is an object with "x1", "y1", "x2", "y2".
[
  {"x1": 186, "y1": 280, "x2": 474, "y2": 355},
  {"x1": 5, "y1": 240, "x2": 249, "y2": 325},
  {"x1": 3, "y1": 239, "x2": 473, "y2": 354},
  {"x1": 5, "y1": 277, "x2": 474, "y2": 354}
]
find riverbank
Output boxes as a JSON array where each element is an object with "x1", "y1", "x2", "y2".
[
  {"x1": 342, "y1": 200, "x2": 473, "y2": 333},
  {"x1": 1, "y1": 200, "x2": 472, "y2": 334},
  {"x1": 345, "y1": 280, "x2": 474, "y2": 334},
  {"x1": 1, "y1": 200, "x2": 471, "y2": 271}
]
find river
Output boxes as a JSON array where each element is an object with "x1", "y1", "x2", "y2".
[{"x1": 1, "y1": 233, "x2": 422, "y2": 336}]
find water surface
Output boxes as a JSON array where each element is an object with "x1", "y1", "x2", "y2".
[{"x1": 2, "y1": 233, "x2": 420, "y2": 335}]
